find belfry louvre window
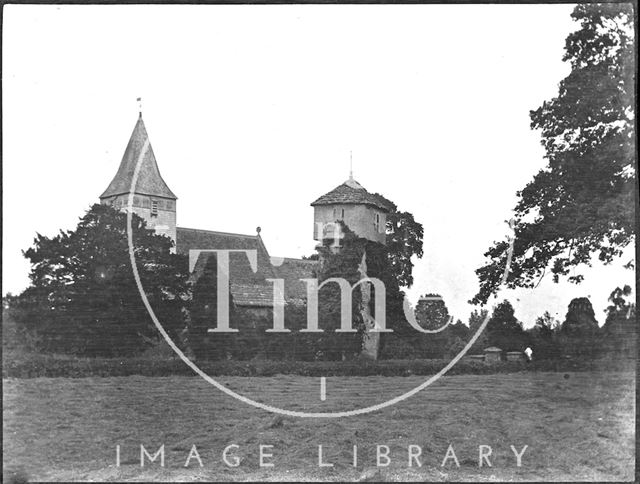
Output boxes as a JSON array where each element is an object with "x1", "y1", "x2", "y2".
[{"x1": 151, "y1": 199, "x2": 158, "y2": 217}]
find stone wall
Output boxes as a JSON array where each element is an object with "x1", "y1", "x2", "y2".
[
  {"x1": 313, "y1": 204, "x2": 386, "y2": 244},
  {"x1": 101, "y1": 194, "x2": 176, "y2": 245}
]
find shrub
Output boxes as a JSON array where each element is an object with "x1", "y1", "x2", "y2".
[{"x1": 3, "y1": 351, "x2": 632, "y2": 379}]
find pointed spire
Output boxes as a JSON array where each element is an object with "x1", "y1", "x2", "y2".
[
  {"x1": 100, "y1": 115, "x2": 176, "y2": 200},
  {"x1": 344, "y1": 150, "x2": 365, "y2": 189}
]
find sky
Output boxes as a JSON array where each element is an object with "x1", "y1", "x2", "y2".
[{"x1": 2, "y1": 4, "x2": 635, "y2": 328}]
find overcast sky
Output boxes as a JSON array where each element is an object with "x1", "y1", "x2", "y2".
[{"x1": 3, "y1": 4, "x2": 635, "y2": 327}]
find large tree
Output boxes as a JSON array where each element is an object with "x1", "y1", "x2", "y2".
[
  {"x1": 372, "y1": 193, "x2": 424, "y2": 289},
  {"x1": 557, "y1": 297, "x2": 600, "y2": 357},
  {"x1": 17, "y1": 204, "x2": 190, "y2": 356},
  {"x1": 601, "y1": 285, "x2": 636, "y2": 356},
  {"x1": 472, "y1": 4, "x2": 635, "y2": 305},
  {"x1": 485, "y1": 300, "x2": 528, "y2": 352},
  {"x1": 412, "y1": 294, "x2": 451, "y2": 359},
  {"x1": 527, "y1": 311, "x2": 561, "y2": 360}
]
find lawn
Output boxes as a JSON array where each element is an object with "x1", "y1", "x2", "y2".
[{"x1": 2, "y1": 371, "x2": 635, "y2": 482}]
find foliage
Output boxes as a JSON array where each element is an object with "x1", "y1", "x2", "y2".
[
  {"x1": 5, "y1": 349, "x2": 634, "y2": 378},
  {"x1": 378, "y1": 337, "x2": 420, "y2": 359},
  {"x1": 558, "y1": 297, "x2": 601, "y2": 357},
  {"x1": 601, "y1": 285, "x2": 636, "y2": 356},
  {"x1": 441, "y1": 337, "x2": 461, "y2": 358},
  {"x1": 411, "y1": 294, "x2": 451, "y2": 358},
  {"x1": 313, "y1": 223, "x2": 372, "y2": 360},
  {"x1": 371, "y1": 192, "x2": 424, "y2": 289},
  {"x1": 187, "y1": 253, "x2": 238, "y2": 361},
  {"x1": 468, "y1": 308, "x2": 490, "y2": 354},
  {"x1": 15, "y1": 204, "x2": 189, "y2": 356},
  {"x1": 528, "y1": 311, "x2": 561, "y2": 359},
  {"x1": 472, "y1": 4, "x2": 635, "y2": 304},
  {"x1": 485, "y1": 300, "x2": 528, "y2": 353}
]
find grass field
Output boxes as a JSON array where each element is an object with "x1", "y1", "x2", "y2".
[{"x1": 3, "y1": 371, "x2": 635, "y2": 482}]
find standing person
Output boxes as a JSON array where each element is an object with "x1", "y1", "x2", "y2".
[{"x1": 524, "y1": 347, "x2": 533, "y2": 362}]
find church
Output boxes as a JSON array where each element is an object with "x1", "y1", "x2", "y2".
[{"x1": 100, "y1": 112, "x2": 392, "y2": 316}]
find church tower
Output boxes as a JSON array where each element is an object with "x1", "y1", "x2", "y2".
[
  {"x1": 311, "y1": 174, "x2": 391, "y2": 249},
  {"x1": 100, "y1": 113, "x2": 177, "y2": 244},
  {"x1": 311, "y1": 172, "x2": 392, "y2": 361}
]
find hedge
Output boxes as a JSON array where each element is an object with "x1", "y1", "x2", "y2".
[{"x1": 2, "y1": 352, "x2": 634, "y2": 378}]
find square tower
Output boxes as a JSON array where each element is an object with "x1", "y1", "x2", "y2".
[{"x1": 99, "y1": 114, "x2": 177, "y2": 245}]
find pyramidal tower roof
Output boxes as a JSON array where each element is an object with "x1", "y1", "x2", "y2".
[
  {"x1": 100, "y1": 114, "x2": 177, "y2": 200},
  {"x1": 310, "y1": 175, "x2": 392, "y2": 212}
]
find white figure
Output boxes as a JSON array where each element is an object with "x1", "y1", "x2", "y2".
[{"x1": 524, "y1": 347, "x2": 533, "y2": 361}]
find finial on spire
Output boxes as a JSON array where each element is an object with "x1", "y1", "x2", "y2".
[
  {"x1": 349, "y1": 150, "x2": 353, "y2": 180},
  {"x1": 137, "y1": 97, "x2": 142, "y2": 117}
]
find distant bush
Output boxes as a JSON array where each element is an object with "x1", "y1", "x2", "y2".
[{"x1": 2, "y1": 351, "x2": 633, "y2": 379}]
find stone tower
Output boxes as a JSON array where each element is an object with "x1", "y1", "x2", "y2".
[
  {"x1": 311, "y1": 174, "x2": 391, "y2": 248},
  {"x1": 311, "y1": 174, "x2": 393, "y2": 360},
  {"x1": 100, "y1": 113, "x2": 177, "y2": 245}
]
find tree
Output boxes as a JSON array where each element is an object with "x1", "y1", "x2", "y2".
[
  {"x1": 372, "y1": 193, "x2": 424, "y2": 289},
  {"x1": 485, "y1": 300, "x2": 527, "y2": 352},
  {"x1": 17, "y1": 204, "x2": 190, "y2": 356},
  {"x1": 602, "y1": 285, "x2": 636, "y2": 356},
  {"x1": 445, "y1": 319, "x2": 470, "y2": 358},
  {"x1": 472, "y1": 4, "x2": 635, "y2": 305},
  {"x1": 528, "y1": 311, "x2": 561, "y2": 359},
  {"x1": 412, "y1": 294, "x2": 451, "y2": 359},
  {"x1": 187, "y1": 253, "x2": 239, "y2": 360},
  {"x1": 468, "y1": 308, "x2": 490, "y2": 354},
  {"x1": 558, "y1": 297, "x2": 600, "y2": 357}
]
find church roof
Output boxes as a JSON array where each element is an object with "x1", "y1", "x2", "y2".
[
  {"x1": 100, "y1": 115, "x2": 177, "y2": 200},
  {"x1": 177, "y1": 227, "x2": 319, "y2": 308},
  {"x1": 311, "y1": 177, "x2": 392, "y2": 212}
]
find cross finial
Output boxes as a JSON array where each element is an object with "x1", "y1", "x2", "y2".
[
  {"x1": 137, "y1": 97, "x2": 142, "y2": 117},
  {"x1": 349, "y1": 150, "x2": 353, "y2": 180}
]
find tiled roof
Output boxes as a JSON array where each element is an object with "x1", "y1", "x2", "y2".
[
  {"x1": 100, "y1": 115, "x2": 177, "y2": 200},
  {"x1": 230, "y1": 283, "x2": 275, "y2": 307},
  {"x1": 178, "y1": 228, "x2": 320, "y2": 309},
  {"x1": 177, "y1": 227, "x2": 277, "y2": 307},
  {"x1": 311, "y1": 178, "x2": 392, "y2": 212}
]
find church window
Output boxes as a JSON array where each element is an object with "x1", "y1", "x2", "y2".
[
  {"x1": 151, "y1": 199, "x2": 158, "y2": 217},
  {"x1": 341, "y1": 208, "x2": 345, "y2": 219},
  {"x1": 374, "y1": 212, "x2": 380, "y2": 232}
]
